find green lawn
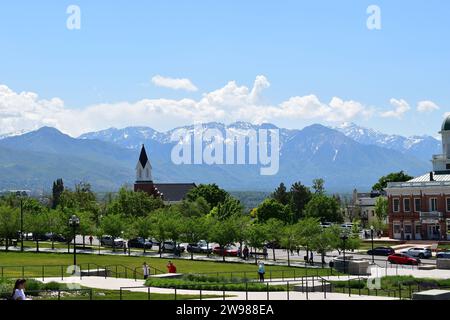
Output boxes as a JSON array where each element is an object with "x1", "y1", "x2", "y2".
[{"x1": 0, "y1": 251, "x2": 334, "y2": 280}]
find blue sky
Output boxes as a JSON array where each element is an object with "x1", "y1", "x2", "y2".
[{"x1": 0, "y1": 1, "x2": 448, "y2": 137}]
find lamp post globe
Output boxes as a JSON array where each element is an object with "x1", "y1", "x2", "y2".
[{"x1": 69, "y1": 215, "x2": 80, "y2": 268}]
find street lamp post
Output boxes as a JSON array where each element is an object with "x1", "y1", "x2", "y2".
[
  {"x1": 69, "y1": 215, "x2": 80, "y2": 268},
  {"x1": 16, "y1": 191, "x2": 28, "y2": 252},
  {"x1": 341, "y1": 234, "x2": 348, "y2": 274},
  {"x1": 370, "y1": 225, "x2": 375, "y2": 264}
]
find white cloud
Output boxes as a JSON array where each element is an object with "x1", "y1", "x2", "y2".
[
  {"x1": 417, "y1": 100, "x2": 440, "y2": 113},
  {"x1": 0, "y1": 76, "x2": 379, "y2": 137},
  {"x1": 151, "y1": 75, "x2": 198, "y2": 92},
  {"x1": 380, "y1": 98, "x2": 410, "y2": 118}
]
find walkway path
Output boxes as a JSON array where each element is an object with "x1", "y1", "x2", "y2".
[{"x1": 38, "y1": 276, "x2": 397, "y2": 300}]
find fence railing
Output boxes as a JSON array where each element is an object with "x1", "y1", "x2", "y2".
[{"x1": 0, "y1": 263, "x2": 165, "y2": 281}]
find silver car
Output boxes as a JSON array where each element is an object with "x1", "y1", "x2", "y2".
[{"x1": 402, "y1": 247, "x2": 432, "y2": 259}]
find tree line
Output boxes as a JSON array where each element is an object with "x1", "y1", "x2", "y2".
[{"x1": 0, "y1": 179, "x2": 360, "y2": 265}]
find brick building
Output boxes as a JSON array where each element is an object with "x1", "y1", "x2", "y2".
[{"x1": 386, "y1": 115, "x2": 450, "y2": 241}]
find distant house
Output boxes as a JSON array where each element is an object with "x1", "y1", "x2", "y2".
[
  {"x1": 349, "y1": 189, "x2": 385, "y2": 227},
  {"x1": 386, "y1": 115, "x2": 450, "y2": 241},
  {"x1": 133, "y1": 145, "x2": 195, "y2": 204}
]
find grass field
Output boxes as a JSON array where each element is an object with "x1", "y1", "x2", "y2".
[{"x1": 0, "y1": 251, "x2": 335, "y2": 280}]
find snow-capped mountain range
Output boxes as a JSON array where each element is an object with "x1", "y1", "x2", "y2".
[
  {"x1": 0, "y1": 122, "x2": 438, "y2": 192},
  {"x1": 333, "y1": 122, "x2": 441, "y2": 162}
]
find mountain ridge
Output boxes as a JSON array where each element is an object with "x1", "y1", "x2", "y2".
[{"x1": 0, "y1": 122, "x2": 434, "y2": 193}]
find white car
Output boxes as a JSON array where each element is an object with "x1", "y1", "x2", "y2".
[
  {"x1": 161, "y1": 241, "x2": 185, "y2": 252},
  {"x1": 401, "y1": 247, "x2": 432, "y2": 259},
  {"x1": 100, "y1": 236, "x2": 124, "y2": 248}
]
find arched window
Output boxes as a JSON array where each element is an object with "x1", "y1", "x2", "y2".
[
  {"x1": 146, "y1": 168, "x2": 149, "y2": 178},
  {"x1": 138, "y1": 168, "x2": 142, "y2": 179}
]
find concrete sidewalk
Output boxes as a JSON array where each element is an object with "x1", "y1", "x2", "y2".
[{"x1": 39, "y1": 276, "x2": 397, "y2": 300}]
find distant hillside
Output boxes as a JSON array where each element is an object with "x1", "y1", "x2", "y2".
[{"x1": 0, "y1": 122, "x2": 431, "y2": 192}]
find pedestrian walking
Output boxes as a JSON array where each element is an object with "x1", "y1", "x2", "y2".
[
  {"x1": 263, "y1": 246, "x2": 268, "y2": 260},
  {"x1": 89, "y1": 235, "x2": 93, "y2": 246},
  {"x1": 243, "y1": 246, "x2": 249, "y2": 260},
  {"x1": 142, "y1": 262, "x2": 150, "y2": 279},
  {"x1": 167, "y1": 261, "x2": 177, "y2": 273},
  {"x1": 258, "y1": 262, "x2": 265, "y2": 282},
  {"x1": 309, "y1": 251, "x2": 314, "y2": 265}
]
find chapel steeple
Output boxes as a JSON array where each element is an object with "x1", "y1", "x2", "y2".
[{"x1": 136, "y1": 145, "x2": 153, "y2": 182}]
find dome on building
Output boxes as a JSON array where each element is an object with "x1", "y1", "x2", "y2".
[{"x1": 442, "y1": 115, "x2": 450, "y2": 131}]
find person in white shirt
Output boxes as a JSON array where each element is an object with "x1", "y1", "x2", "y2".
[
  {"x1": 12, "y1": 279, "x2": 30, "y2": 301},
  {"x1": 142, "y1": 262, "x2": 150, "y2": 279}
]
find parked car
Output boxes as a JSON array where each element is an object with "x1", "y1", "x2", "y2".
[
  {"x1": 128, "y1": 237, "x2": 153, "y2": 249},
  {"x1": 367, "y1": 247, "x2": 395, "y2": 256},
  {"x1": 100, "y1": 236, "x2": 124, "y2": 248},
  {"x1": 401, "y1": 247, "x2": 432, "y2": 259},
  {"x1": 161, "y1": 241, "x2": 185, "y2": 253},
  {"x1": 150, "y1": 238, "x2": 161, "y2": 247},
  {"x1": 320, "y1": 222, "x2": 333, "y2": 228},
  {"x1": 187, "y1": 241, "x2": 212, "y2": 254},
  {"x1": 436, "y1": 251, "x2": 450, "y2": 259},
  {"x1": 264, "y1": 241, "x2": 281, "y2": 249},
  {"x1": 388, "y1": 253, "x2": 420, "y2": 265},
  {"x1": 213, "y1": 245, "x2": 239, "y2": 257}
]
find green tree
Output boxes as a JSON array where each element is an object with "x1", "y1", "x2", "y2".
[
  {"x1": 296, "y1": 218, "x2": 322, "y2": 260},
  {"x1": 77, "y1": 211, "x2": 95, "y2": 248},
  {"x1": 304, "y1": 195, "x2": 342, "y2": 223},
  {"x1": 289, "y1": 182, "x2": 312, "y2": 222},
  {"x1": 150, "y1": 208, "x2": 171, "y2": 258},
  {"x1": 372, "y1": 171, "x2": 413, "y2": 192},
  {"x1": 279, "y1": 224, "x2": 298, "y2": 267},
  {"x1": 210, "y1": 196, "x2": 243, "y2": 221},
  {"x1": 271, "y1": 183, "x2": 290, "y2": 205},
  {"x1": 255, "y1": 199, "x2": 291, "y2": 223},
  {"x1": 263, "y1": 219, "x2": 285, "y2": 261},
  {"x1": 310, "y1": 226, "x2": 340, "y2": 267},
  {"x1": 52, "y1": 178, "x2": 65, "y2": 209},
  {"x1": 108, "y1": 187, "x2": 164, "y2": 217},
  {"x1": 46, "y1": 210, "x2": 62, "y2": 250},
  {"x1": 312, "y1": 178, "x2": 325, "y2": 195},
  {"x1": 0, "y1": 205, "x2": 19, "y2": 251},
  {"x1": 186, "y1": 184, "x2": 229, "y2": 208},
  {"x1": 374, "y1": 197, "x2": 388, "y2": 223},
  {"x1": 99, "y1": 214, "x2": 127, "y2": 252},
  {"x1": 178, "y1": 197, "x2": 210, "y2": 217},
  {"x1": 26, "y1": 211, "x2": 49, "y2": 252},
  {"x1": 246, "y1": 223, "x2": 268, "y2": 264},
  {"x1": 232, "y1": 214, "x2": 252, "y2": 258},
  {"x1": 129, "y1": 215, "x2": 153, "y2": 254},
  {"x1": 209, "y1": 217, "x2": 237, "y2": 262},
  {"x1": 181, "y1": 216, "x2": 210, "y2": 260}
]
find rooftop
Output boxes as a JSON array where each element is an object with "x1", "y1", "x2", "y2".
[
  {"x1": 442, "y1": 115, "x2": 450, "y2": 131},
  {"x1": 387, "y1": 172, "x2": 450, "y2": 189}
]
